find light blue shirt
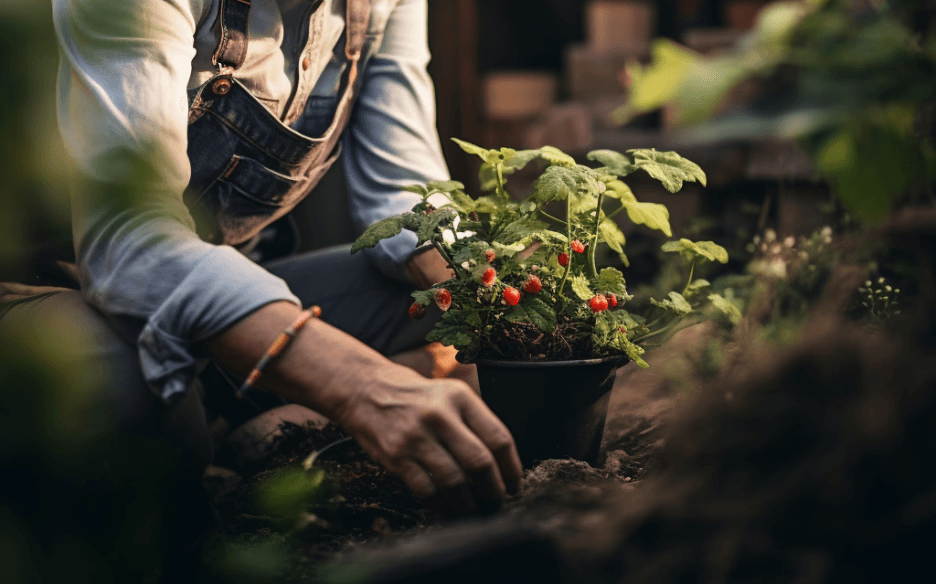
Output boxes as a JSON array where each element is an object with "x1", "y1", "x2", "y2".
[{"x1": 52, "y1": 0, "x2": 450, "y2": 401}]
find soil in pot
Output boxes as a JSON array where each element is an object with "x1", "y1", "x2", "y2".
[{"x1": 476, "y1": 355, "x2": 626, "y2": 468}]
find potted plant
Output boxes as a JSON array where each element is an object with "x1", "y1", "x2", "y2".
[{"x1": 352, "y1": 140, "x2": 735, "y2": 466}]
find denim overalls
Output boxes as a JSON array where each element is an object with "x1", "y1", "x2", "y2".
[{"x1": 184, "y1": 0, "x2": 372, "y2": 248}]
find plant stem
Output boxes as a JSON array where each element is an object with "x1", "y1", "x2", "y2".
[
  {"x1": 586, "y1": 190, "x2": 605, "y2": 279},
  {"x1": 539, "y1": 209, "x2": 567, "y2": 225},
  {"x1": 558, "y1": 192, "x2": 573, "y2": 297},
  {"x1": 682, "y1": 261, "x2": 695, "y2": 295}
]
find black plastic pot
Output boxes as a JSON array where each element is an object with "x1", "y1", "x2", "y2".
[{"x1": 476, "y1": 356, "x2": 626, "y2": 468}]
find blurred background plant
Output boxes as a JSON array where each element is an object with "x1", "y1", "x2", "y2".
[{"x1": 619, "y1": 0, "x2": 936, "y2": 223}]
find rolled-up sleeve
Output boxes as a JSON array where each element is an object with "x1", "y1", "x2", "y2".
[
  {"x1": 53, "y1": 0, "x2": 299, "y2": 402},
  {"x1": 343, "y1": 0, "x2": 451, "y2": 283}
]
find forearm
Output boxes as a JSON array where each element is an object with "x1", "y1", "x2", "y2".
[{"x1": 204, "y1": 300, "x2": 420, "y2": 420}]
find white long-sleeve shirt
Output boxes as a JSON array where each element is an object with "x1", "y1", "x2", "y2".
[{"x1": 52, "y1": 0, "x2": 450, "y2": 401}]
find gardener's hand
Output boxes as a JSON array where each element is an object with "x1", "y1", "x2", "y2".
[
  {"x1": 206, "y1": 301, "x2": 521, "y2": 514},
  {"x1": 333, "y1": 368, "x2": 523, "y2": 514},
  {"x1": 405, "y1": 247, "x2": 454, "y2": 290}
]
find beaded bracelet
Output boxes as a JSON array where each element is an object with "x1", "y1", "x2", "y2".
[{"x1": 238, "y1": 305, "x2": 322, "y2": 396}]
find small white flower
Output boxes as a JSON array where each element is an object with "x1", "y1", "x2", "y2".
[
  {"x1": 878, "y1": 277, "x2": 885, "y2": 284},
  {"x1": 865, "y1": 280, "x2": 872, "y2": 287},
  {"x1": 798, "y1": 251, "x2": 809, "y2": 260},
  {"x1": 752, "y1": 235, "x2": 761, "y2": 245},
  {"x1": 885, "y1": 285, "x2": 892, "y2": 292},
  {"x1": 820, "y1": 226, "x2": 832, "y2": 238},
  {"x1": 461, "y1": 261, "x2": 471, "y2": 270},
  {"x1": 452, "y1": 215, "x2": 461, "y2": 230},
  {"x1": 765, "y1": 229, "x2": 777, "y2": 243},
  {"x1": 456, "y1": 230, "x2": 475, "y2": 240},
  {"x1": 442, "y1": 229, "x2": 456, "y2": 245},
  {"x1": 784, "y1": 236, "x2": 795, "y2": 248},
  {"x1": 895, "y1": 289, "x2": 901, "y2": 294},
  {"x1": 771, "y1": 244, "x2": 783, "y2": 255},
  {"x1": 858, "y1": 287, "x2": 866, "y2": 293}
]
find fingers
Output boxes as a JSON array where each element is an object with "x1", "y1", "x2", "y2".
[
  {"x1": 457, "y1": 391, "x2": 523, "y2": 495},
  {"x1": 425, "y1": 410, "x2": 508, "y2": 509}
]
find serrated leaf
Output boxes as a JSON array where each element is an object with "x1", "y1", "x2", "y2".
[
  {"x1": 622, "y1": 201, "x2": 672, "y2": 237},
  {"x1": 426, "y1": 180, "x2": 465, "y2": 193},
  {"x1": 598, "y1": 218, "x2": 627, "y2": 254},
  {"x1": 351, "y1": 216, "x2": 406, "y2": 252},
  {"x1": 597, "y1": 267, "x2": 627, "y2": 296},
  {"x1": 540, "y1": 145, "x2": 577, "y2": 168},
  {"x1": 661, "y1": 239, "x2": 729, "y2": 264},
  {"x1": 708, "y1": 293, "x2": 742, "y2": 325},
  {"x1": 505, "y1": 297, "x2": 557, "y2": 333},
  {"x1": 570, "y1": 274, "x2": 593, "y2": 301},
  {"x1": 627, "y1": 149, "x2": 707, "y2": 193},
  {"x1": 534, "y1": 165, "x2": 578, "y2": 203},
  {"x1": 451, "y1": 137, "x2": 490, "y2": 158}
]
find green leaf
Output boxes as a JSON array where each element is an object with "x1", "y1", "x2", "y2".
[
  {"x1": 708, "y1": 293, "x2": 742, "y2": 325},
  {"x1": 661, "y1": 239, "x2": 729, "y2": 264},
  {"x1": 446, "y1": 190, "x2": 480, "y2": 213},
  {"x1": 684, "y1": 278, "x2": 712, "y2": 298},
  {"x1": 497, "y1": 216, "x2": 549, "y2": 244},
  {"x1": 411, "y1": 289, "x2": 434, "y2": 306},
  {"x1": 451, "y1": 137, "x2": 490, "y2": 158},
  {"x1": 570, "y1": 274, "x2": 593, "y2": 301},
  {"x1": 622, "y1": 201, "x2": 672, "y2": 237},
  {"x1": 650, "y1": 291, "x2": 693, "y2": 315},
  {"x1": 503, "y1": 149, "x2": 543, "y2": 171},
  {"x1": 599, "y1": 218, "x2": 627, "y2": 254},
  {"x1": 401, "y1": 184, "x2": 429, "y2": 196},
  {"x1": 426, "y1": 180, "x2": 465, "y2": 193},
  {"x1": 416, "y1": 208, "x2": 457, "y2": 246},
  {"x1": 473, "y1": 196, "x2": 501, "y2": 214},
  {"x1": 351, "y1": 216, "x2": 406, "y2": 252},
  {"x1": 587, "y1": 150, "x2": 639, "y2": 177},
  {"x1": 540, "y1": 145, "x2": 577, "y2": 168},
  {"x1": 602, "y1": 180, "x2": 638, "y2": 203},
  {"x1": 505, "y1": 297, "x2": 557, "y2": 333},
  {"x1": 626, "y1": 149, "x2": 707, "y2": 193},
  {"x1": 613, "y1": 40, "x2": 697, "y2": 121},
  {"x1": 465, "y1": 311, "x2": 483, "y2": 328},
  {"x1": 597, "y1": 267, "x2": 627, "y2": 296},
  {"x1": 533, "y1": 165, "x2": 578, "y2": 203},
  {"x1": 426, "y1": 328, "x2": 476, "y2": 349},
  {"x1": 622, "y1": 337, "x2": 649, "y2": 368}
]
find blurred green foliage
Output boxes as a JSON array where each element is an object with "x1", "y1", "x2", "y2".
[
  {"x1": 0, "y1": 0, "x2": 72, "y2": 279},
  {"x1": 620, "y1": 0, "x2": 936, "y2": 223}
]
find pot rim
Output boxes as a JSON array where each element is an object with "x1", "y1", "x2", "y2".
[{"x1": 475, "y1": 354, "x2": 628, "y2": 368}]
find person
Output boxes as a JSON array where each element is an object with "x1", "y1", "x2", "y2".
[{"x1": 5, "y1": 0, "x2": 522, "y2": 518}]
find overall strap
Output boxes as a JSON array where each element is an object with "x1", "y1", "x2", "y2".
[
  {"x1": 212, "y1": 0, "x2": 252, "y2": 72},
  {"x1": 345, "y1": 0, "x2": 371, "y2": 62}
]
